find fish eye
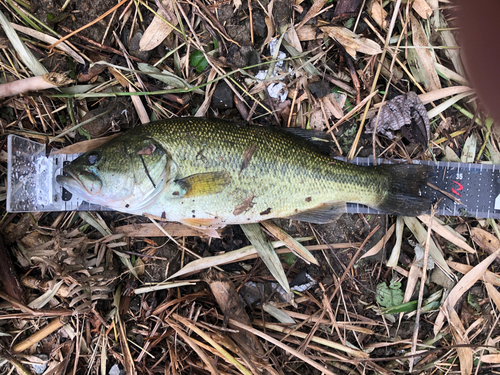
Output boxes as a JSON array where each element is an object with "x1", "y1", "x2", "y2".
[{"x1": 88, "y1": 153, "x2": 99, "y2": 165}]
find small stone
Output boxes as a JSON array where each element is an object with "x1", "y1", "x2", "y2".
[
  {"x1": 252, "y1": 10, "x2": 267, "y2": 38},
  {"x1": 226, "y1": 24, "x2": 251, "y2": 45},
  {"x1": 230, "y1": 45, "x2": 262, "y2": 73},
  {"x1": 308, "y1": 81, "x2": 331, "y2": 99},
  {"x1": 211, "y1": 81, "x2": 233, "y2": 109},
  {"x1": 273, "y1": 0, "x2": 292, "y2": 32},
  {"x1": 32, "y1": 354, "x2": 48, "y2": 374},
  {"x1": 109, "y1": 363, "x2": 121, "y2": 375},
  {"x1": 128, "y1": 31, "x2": 152, "y2": 61},
  {"x1": 430, "y1": 267, "x2": 455, "y2": 290}
]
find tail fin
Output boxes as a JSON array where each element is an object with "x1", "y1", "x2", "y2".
[{"x1": 376, "y1": 164, "x2": 433, "y2": 216}]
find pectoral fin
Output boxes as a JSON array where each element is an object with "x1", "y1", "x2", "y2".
[
  {"x1": 287, "y1": 201, "x2": 346, "y2": 224},
  {"x1": 174, "y1": 172, "x2": 232, "y2": 198}
]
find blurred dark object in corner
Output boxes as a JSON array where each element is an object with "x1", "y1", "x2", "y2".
[{"x1": 457, "y1": 0, "x2": 500, "y2": 130}]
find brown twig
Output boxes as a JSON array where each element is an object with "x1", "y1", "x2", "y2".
[
  {"x1": 0, "y1": 73, "x2": 74, "y2": 99},
  {"x1": 13, "y1": 316, "x2": 69, "y2": 352}
]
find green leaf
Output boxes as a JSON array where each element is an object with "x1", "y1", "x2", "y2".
[
  {"x1": 376, "y1": 280, "x2": 404, "y2": 309},
  {"x1": 343, "y1": 18, "x2": 355, "y2": 29},
  {"x1": 467, "y1": 292, "x2": 480, "y2": 312},
  {"x1": 382, "y1": 300, "x2": 418, "y2": 314},
  {"x1": 281, "y1": 252, "x2": 296, "y2": 267},
  {"x1": 78, "y1": 126, "x2": 91, "y2": 140},
  {"x1": 189, "y1": 50, "x2": 209, "y2": 73}
]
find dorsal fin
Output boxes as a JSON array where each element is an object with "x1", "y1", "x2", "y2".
[{"x1": 280, "y1": 128, "x2": 332, "y2": 155}]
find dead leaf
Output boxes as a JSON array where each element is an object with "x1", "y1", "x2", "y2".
[
  {"x1": 485, "y1": 282, "x2": 500, "y2": 311},
  {"x1": 139, "y1": 0, "x2": 179, "y2": 51},
  {"x1": 239, "y1": 143, "x2": 258, "y2": 175},
  {"x1": 412, "y1": 242, "x2": 435, "y2": 269},
  {"x1": 403, "y1": 216, "x2": 452, "y2": 275},
  {"x1": 297, "y1": 0, "x2": 329, "y2": 30},
  {"x1": 240, "y1": 224, "x2": 292, "y2": 302},
  {"x1": 448, "y1": 261, "x2": 500, "y2": 287},
  {"x1": 410, "y1": 13, "x2": 441, "y2": 91},
  {"x1": 114, "y1": 223, "x2": 217, "y2": 237},
  {"x1": 261, "y1": 221, "x2": 318, "y2": 265},
  {"x1": 480, "y1": 354, "x2": 500, "y2": 364},
  {"x1": 419, "y1": 214, "x2": 475, "y2": 253},
  {"x1": 461, "y1": 133, "x2": 477, "y2": 163},
  {"x1": 387, "y1": 216, "x2": 403, "y2": 267},
  {"x1": 233, "y1": 193, "x2": 255, "y2": 216},
  {"x1": 412, "y1": 0, "x2": 432, "y2": 19},
  {"x1": 434, "y1": 248, "x2": 500, "y2": 336},
  {"x1": 368, "y1": 0, "x2": 388, "y2": 29},
  {"x1": 322, "y1": 93, "x2": 344, "y2": 119},
  {"x1": 285, "y1": 26, "x2": 302, "y2": 53},
  {"x1": 470, "y1": 227, "x2": 500, "y2": 256},
  {"x1": 448, "y1": 308, "x2": 473, "y2": 375},
  {"x1": 108, "y1": 66, "x2": 128, "y2": 87},
  {"x1": 361, "y1": 223, "x2": 395, "y2": 259},
  {"x1": 296, "y1": 25, "x2": 324, "y2": 41},
  {"x1": 321, "y1": 26, "x2": 382, "y2": 59},
  {"x1": 52, "y1": 134, "x2": 120, "y2": 154}
]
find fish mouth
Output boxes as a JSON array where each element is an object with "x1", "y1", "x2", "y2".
[{"x1": 56, "y1": 166, "x2": 102, "y2": 197}]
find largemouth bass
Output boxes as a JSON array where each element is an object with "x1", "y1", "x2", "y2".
[{"x1": 57, "y1": 117, "x2": 432, "y2": 230}]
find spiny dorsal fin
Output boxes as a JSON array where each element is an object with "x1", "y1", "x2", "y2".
[
  {"x1": 287, "y1": 201, "x2": 346, "y2": 224},
  {"x1": 174, "y1": 171, "x2": 232, "y2": 198},
  {"x1": 281, "y1": 128, "x2": 332, "y2": 155}
]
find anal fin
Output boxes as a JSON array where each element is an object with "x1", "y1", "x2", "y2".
[{"x1": 287, "y1": 201, "x2": 346, "y2": 224}]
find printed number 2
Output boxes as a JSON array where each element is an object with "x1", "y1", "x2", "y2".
[{"x1": 452, "y1": 180, "x2": 463, "y2": 197}]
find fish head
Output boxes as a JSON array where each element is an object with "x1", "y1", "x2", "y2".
[{"x1": 57, "y1": 135, "x2": 172, "y2": 211}]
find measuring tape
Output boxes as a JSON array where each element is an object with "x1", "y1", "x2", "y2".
[
  {"x1": 346, "y1": 157, "x2": 500, "y2": 219},
  {"x1": 6, "y1": 134, "x2": 500, "y2": 218}
]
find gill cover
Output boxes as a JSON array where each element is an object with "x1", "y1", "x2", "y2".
[{"x1": 57, "y1": 136, "x2": 173, "y2": 212}]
